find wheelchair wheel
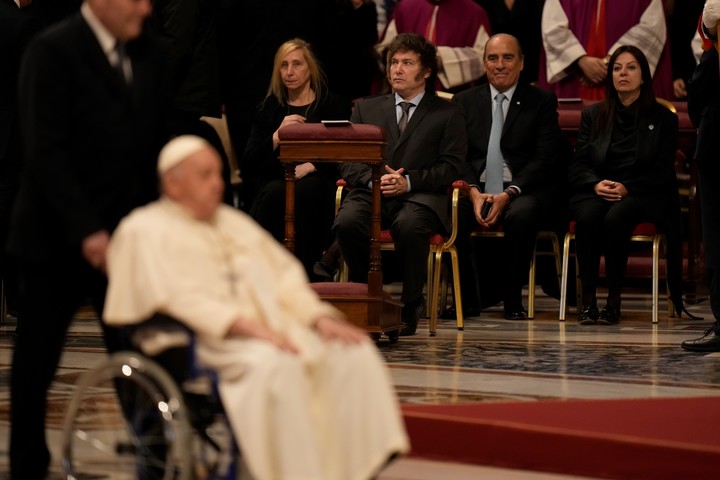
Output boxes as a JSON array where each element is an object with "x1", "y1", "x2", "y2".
[{"x1": 62, "y1": 352, "x2": 193, "y2": 480}]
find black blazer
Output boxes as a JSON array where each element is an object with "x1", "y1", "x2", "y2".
[
  {"x1": 341, "y1": 92, "x2": 467, "y2": 230},
  {"x1": 453, "y1": 82, "x2": 561, "y2": 201},
  {"x1": 9, "y1": 13, "x2": 169, "y2": 260}
]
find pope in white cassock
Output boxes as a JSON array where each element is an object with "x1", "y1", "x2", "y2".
[{"x1": 103, "y1": 135, "x2": 410, "y2": 480}]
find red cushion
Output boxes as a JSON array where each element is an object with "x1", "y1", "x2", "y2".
[
  {"x1": 380, "y1": 230, "x2": 447, "y2": 246},
  {"x1": 278, "y1": 123, "x2": 386, "y2": 141},
  {"x1": 632, "y1": 223, "x2": 658, "y2": 236},
  {"x1": 568, "y1": 220, "x2": 657, "y2": 236},
  {"x1": 310, "y1": 282, "x2": 368, "y2": 296}
]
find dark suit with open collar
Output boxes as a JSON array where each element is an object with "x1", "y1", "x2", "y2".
[
  {"x1": 453, "y1": 82, "x2": 562, "y2": 314},
  {"x1": 334, "y1": 92, "x2": 466, "y2": 306},
  {"x1": 8, "y1": 12, "x2": 168, "y2": 479}
]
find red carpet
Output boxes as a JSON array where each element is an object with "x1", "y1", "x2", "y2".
[{"x1": 402, "y1": 397, "x2": 720, "y2": 479}]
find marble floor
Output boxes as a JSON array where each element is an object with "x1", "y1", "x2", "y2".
[{"x1": 0, "y1": 284, "x2": 717, "y2": 479}]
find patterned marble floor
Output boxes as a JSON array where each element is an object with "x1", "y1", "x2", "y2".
[{"x1": 0, "y1": 285, "x2": 717, "y2": 479}]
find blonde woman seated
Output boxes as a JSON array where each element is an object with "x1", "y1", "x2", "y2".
[{"x1": 241, "y1": 38, "x2": 351, "y2": 279}]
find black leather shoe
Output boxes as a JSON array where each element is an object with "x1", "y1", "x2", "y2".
[
  {"x1": 400, "y1": 297, "x2": 426, "y2": 336},
  {"x1": 504, "y1": 310, "x2": 527, "y2": 321},
  {"x1": 578, "y1": 305, "x2": 599, "y2": 325},
  {"x1": 440, "y1": 306, "x2": 480, "y2": 319},
  {"x1": 681, "y1": 329, "x2": 720, "y2": 352},
  {"x1": 597, "y1": 306, "x2": 621, "y2": 325}
]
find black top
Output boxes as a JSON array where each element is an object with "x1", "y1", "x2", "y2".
[
  {"x1": 240, "y1": 91, "x2": 352, "y2": 207},
  {"x1": 607, "y1": 103, "x2": 639, "y2": 174}
]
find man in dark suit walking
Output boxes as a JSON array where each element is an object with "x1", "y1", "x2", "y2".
[
  {"x1": 453, "y1": 33, "x2": 563, "y2": 320},
  {"x1": 682, "y1": 1, "x2": 720, "y2": 351},
  {"x1": 8, "y1": 0, "x2": 168, "y2": 477},
  {"x1": 334, "y1": 33, "x2": 467, "y2": 336}
]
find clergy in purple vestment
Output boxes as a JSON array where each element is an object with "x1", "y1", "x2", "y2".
[
  {"x1": 539, "y1": 0, "x2": 673, "y2": 101},
  {"x1": 377, "y1": 0, "x2": 492, "y2": 91}
]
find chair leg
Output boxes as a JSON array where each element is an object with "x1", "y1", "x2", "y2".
[
  {"x1": 528, "y1": 241, "x2": 538, "y2": 319},
  {"x1": 652, "y1": 235, "x2": 661, "y2": 324},
  {"x1": 449, "y1": 247, "x2": 464, "y2": 330},
  {"x1": 428, "y1": 249, "x2": 444, "y2": 336},
  {"x1": 559, "y1": 233, "x2": 573, "y2": 321},
  {"x1": 1, "y1": 280, "x2": 6, "y2": 325}
]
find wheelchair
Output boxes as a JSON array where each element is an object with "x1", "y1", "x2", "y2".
[{"x1": 61, "y1": 316, "x2": 239, "y2": 480}]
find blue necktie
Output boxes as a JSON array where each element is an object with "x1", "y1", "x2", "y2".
[{"x1": 485, "y1": 93, "x2": 506, "y2": 194}]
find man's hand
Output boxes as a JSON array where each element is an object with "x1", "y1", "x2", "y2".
[
  {"x1": 470, "y1": 188, "x2": 508, "y2": 227},
  {"x1": 228, "y1": 317, "x2": 299, "y2": 354},
  {"x1": 314, "y1": 316, "x2": 368, "y2": 345},
  {"x1": 577, "y1": 55, "x2": 608, "y2": 85},
  {"x1": 594, "y1": 179, "x2": 628, "y2": 201},
  {"x1": 673, "y1": 78, "x2": 687, "y2": 99},
  {"x1": 81, "y1": 230, "x2": 110, "y2": 272},
  {"x1": 380, "y1": 165, "x2": 408, "y2": 197}
]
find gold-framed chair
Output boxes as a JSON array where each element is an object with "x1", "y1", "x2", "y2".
[
  {"x1": 558, "y1": 221, "x2": 673, "y2": 323},
  {"x1": 335, "y1": 180, "x2": 465, "y2": 336},
  {"x1": 468, "y1": 227, "x2": 562, "y2": 319}
]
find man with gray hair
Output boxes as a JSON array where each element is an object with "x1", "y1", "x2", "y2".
[
  {"x1": 104, "y1": 135, "x2": 409, "y2": 480},
  {"x1": 8, "y1": 1, "x2": 167, "y2": 477}
]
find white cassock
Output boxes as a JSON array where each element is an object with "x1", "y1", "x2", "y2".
[{"x1": 104, "y1": 198, "x2": 410, "y2": 480}]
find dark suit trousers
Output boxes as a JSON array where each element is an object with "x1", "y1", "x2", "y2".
[
  {"x1": 699, "y1": 161, "x2": 720, "y2": 329},
  {"x1": 457, "y1": 195, "x2": 543, "y2": 312},
  {"x1": 10, "y1": 254, "x2": 122, "y2": 480},
  {"x1": 334, "y1": 189, "x2": 443, "y2": 304}
]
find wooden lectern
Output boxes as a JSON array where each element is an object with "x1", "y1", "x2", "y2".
[{"x1": 278, "y1": 123, "x2": 403, "y2": 341}]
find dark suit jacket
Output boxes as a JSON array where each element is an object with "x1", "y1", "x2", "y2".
[
  {"x1": 452, "y1": 82, "x2": 561, "y2": 202},
  {"x1": 688, "y1": 47, "x2": 720, "y2": 165},
  {"x1": 9, "y1": 12, "x2": 169, "y2": 260},
  {"x1": 341, "y1": 92, "x2": 466, "y2": 230}
]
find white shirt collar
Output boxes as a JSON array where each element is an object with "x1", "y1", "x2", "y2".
[
  {"x1": 489, "y1": 83, "x2": 518, "y2": 103},
  {"x1": 394, "y1": 91, "x2": 425, "y2": 107},
  {"x1": 81, "y1": 2, "x2": 118, "y2": 59}
]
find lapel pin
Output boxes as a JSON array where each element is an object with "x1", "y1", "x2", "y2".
[{"x1": 648, "y1": 124, "x2": 654, "y2": 130}]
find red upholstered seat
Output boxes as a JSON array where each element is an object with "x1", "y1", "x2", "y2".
[
  {"x1": 560, "y1": 221, "x2": 670, "y2": 323},
  {"x1": 278, "y1": 123, "x2": 386, "y2": 141},
  {"x1": 378, "y1": 230, "x2": 446, "y2": 246},
  {"x1": 567, "y1": 220, "x2": 658, "y2": 236}
]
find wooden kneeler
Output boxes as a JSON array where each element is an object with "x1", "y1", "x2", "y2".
[{"x1": 278, "y1": 123, "x2": 403, "y2": 341}]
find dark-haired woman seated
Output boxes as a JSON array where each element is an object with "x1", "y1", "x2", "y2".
[{"x1": 569, "y1": 45, "x2": 683, "y2": 325}]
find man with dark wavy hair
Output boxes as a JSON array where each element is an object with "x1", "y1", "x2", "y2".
[{"x1": 334, "y1": 33, "x2": 467, "y2": 336}]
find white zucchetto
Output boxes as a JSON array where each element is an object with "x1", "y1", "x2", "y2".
[{"x1": 157, "y1": 135, "x2": 210, "y2": 174}]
